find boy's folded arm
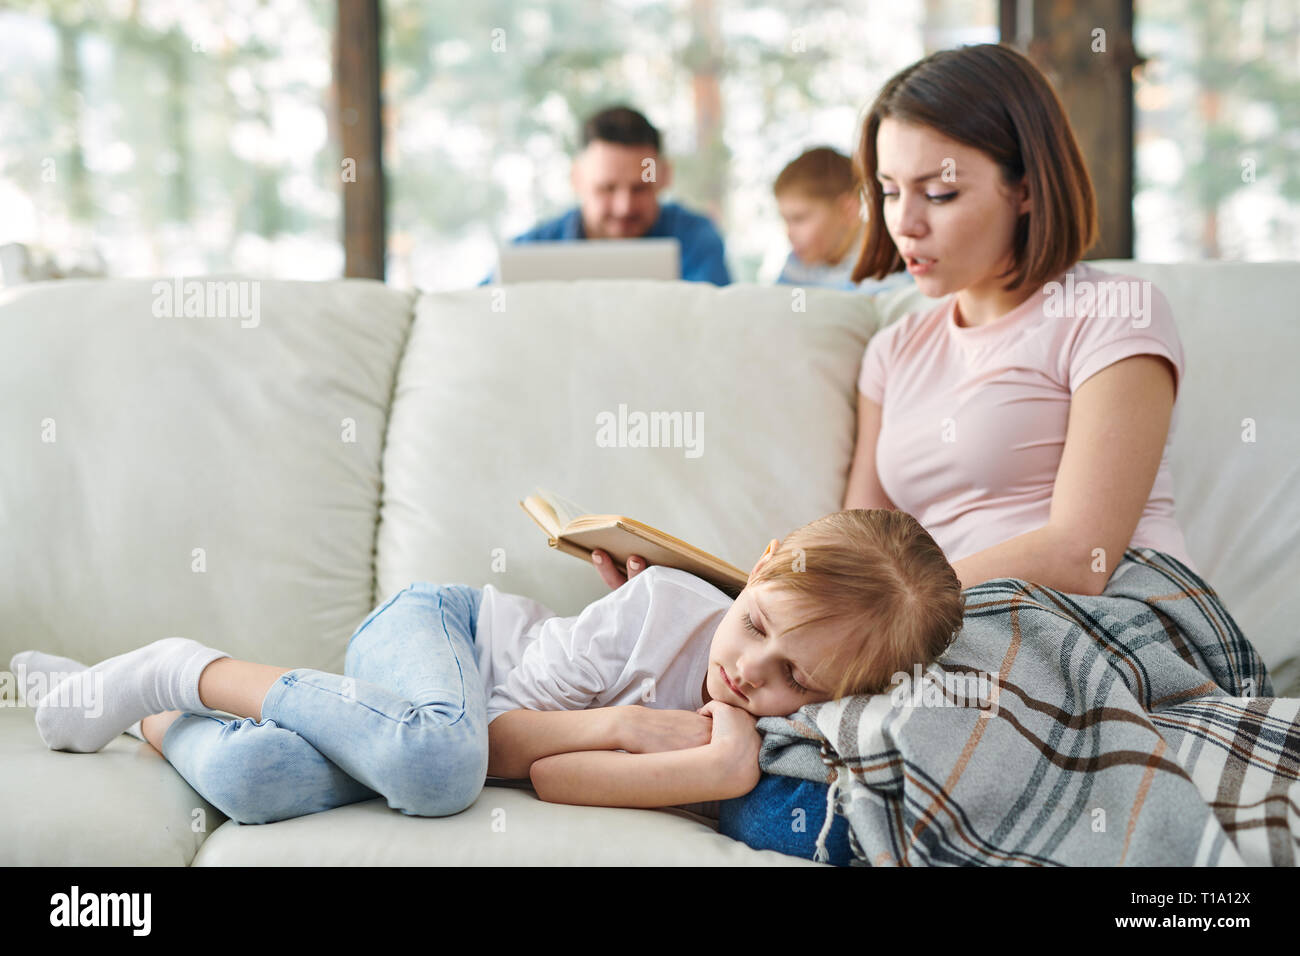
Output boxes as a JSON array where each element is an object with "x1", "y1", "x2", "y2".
[
  {"x1": 528, "y1": 745, "x2": 759, "y2": 809},
  {"x1": 487, "y1": 707, "x2": 624, "y2": 780}
]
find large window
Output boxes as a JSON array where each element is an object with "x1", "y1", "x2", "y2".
[
  {"x1": 0, "y1": 0, "x2": 340, "y2": 280},
  {"x1": 2, "y1": 1, "x2": 1294, "y2": 286},
  {"x1": 382, "y1": 0, "x2": 998, "y2": 289},
  {"x1": 1134, "y1": 0, "x2": 1300, "y2": 259}
]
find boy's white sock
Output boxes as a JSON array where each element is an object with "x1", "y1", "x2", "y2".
[
  {"x1": 13, "y1": 651, "x2": 173, "y2": 744},
  {"x1": 34, "y1": 637, "x2": 229, "y2": 753},
  {"x1": 8, "y1": 650, "x2": 90, "y2": 708}
]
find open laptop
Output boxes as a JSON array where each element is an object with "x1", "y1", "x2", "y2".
[{"x1": 495, "y1": 238, "x2": 681, "y2": 282}]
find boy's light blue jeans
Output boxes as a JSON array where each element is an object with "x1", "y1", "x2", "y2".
[{"x1": 158, "y1": 583, "x2": 488, "y2": 825}]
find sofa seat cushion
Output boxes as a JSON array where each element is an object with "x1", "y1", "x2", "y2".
[
  {"x1": 190, "y1": 781, "x2": 826, "y2": 865},
  {"x1": 0, "y1": 705, "x2": 225, "y2": 865}
]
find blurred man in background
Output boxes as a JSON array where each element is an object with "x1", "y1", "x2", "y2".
[{"x1": 508, "y1": 105, "x2": 731, "y2": 285}]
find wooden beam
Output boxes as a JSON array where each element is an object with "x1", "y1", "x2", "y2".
[
  {"x1": 335, "y1": 0, "x2": 385, "y2": 279},
  {"x1": 1001, "y1": 0, "x2": 1139, "y2": 260}
]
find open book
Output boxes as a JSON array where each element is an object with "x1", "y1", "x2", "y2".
[{"x1": 518, "y1": 488, "x2": 748, "y2": 597}]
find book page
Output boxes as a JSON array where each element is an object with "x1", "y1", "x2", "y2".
[{"x1": 537, "y1": 488, "x2": 591, "y2": 528}]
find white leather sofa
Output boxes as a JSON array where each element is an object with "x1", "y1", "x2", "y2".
[{"x1": 2, "y1": 260, "x2": 1296, "y2": 865}]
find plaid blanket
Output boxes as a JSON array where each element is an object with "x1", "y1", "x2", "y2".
[{"x1": 755, "y1": 548, "x2": 1300, "y2": 866}]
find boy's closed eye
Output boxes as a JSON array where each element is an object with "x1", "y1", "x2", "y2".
[{"x1": 740, "y1": 607, "x2": 813, "y2": 695}]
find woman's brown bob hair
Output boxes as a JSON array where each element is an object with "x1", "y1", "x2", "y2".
[{"x1": 850, "y1": 43, "x2": 1099, "y2": 292}]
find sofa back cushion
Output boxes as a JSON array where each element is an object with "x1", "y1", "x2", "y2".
[
  {"x1": 376, "y1": 280, "x2": 878, "y2": 619},
  {"x1": 0, "y1": 277, "x2": 413, "y2": 672}
]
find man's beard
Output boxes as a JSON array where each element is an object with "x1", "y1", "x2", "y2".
[{"x1": 598, "y1": 218, "x2": 647, "y2": 238}]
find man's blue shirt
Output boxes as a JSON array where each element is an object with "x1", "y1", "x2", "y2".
[{"x1": 484, "y1": 201, "x2": 731, "y2": 285}]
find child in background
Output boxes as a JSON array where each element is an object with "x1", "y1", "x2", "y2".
[
  {"x1": 774, "y1": 146, "x2": 915, "y2": 294},
  {"x1": 14, "y1": 509, "x2": 963, "y2": 822}
]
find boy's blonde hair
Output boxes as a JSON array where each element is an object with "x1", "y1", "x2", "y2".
[
  {"x1": 773, "y1": 146, "x2": 856, "y2": 202},
  {"x1": 747, "y1": 509, "x2": 965, "y2": 699}
]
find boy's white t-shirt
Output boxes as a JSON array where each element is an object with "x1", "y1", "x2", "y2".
[{"x1": 474, "y1": 565, "x2": 732, "y2": 726}]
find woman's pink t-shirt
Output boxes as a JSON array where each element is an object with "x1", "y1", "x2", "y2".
[{"x1": 857, "y1": 260, "x2": 1198, "y2": 574}]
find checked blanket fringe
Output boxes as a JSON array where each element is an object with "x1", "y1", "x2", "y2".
[{"x1": 755, "y1": 548, "x2": 1299, "y2": 866}]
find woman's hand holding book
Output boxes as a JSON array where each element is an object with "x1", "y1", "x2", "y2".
[{"x1": 591, "y1": 548, "x2": 650, "y2": 590}]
